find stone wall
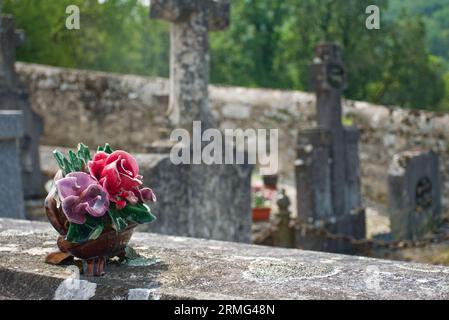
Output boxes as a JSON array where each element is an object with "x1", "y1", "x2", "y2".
[{"x1": 16, "y1": 62, "x2": 449, "y2": 210}]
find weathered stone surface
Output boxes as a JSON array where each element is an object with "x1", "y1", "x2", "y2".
[
  {"x1": 138, "y1": 152, "x2": 253, "y2": 243},
  {"x1": 295, "y1": 129, "x2": 333, "y2": 222},
  {"x1": 0, "y1": 111, "x2": 25, "y2": 219},
  {"x1": 0, "y1": 15, "x2": 44, "y2": 199},
  {"x1": 221, "y1": 103, "x2": 251, "y2": 119},
  {"x1": 150, "y1": 0, "x2": 230, "y2": 131},
  {"x1": 150, "y1": 0, "x2": 230, "y2": 31},
  {"x1": 0, "y1": 109, "x2": 22, "y2": 137},
  {"x1": 1, "y1": 218, "x2": 449, "y2": 300},
  {"x1": 389, "y1": 149, "x2": 442, "y2": 240}
]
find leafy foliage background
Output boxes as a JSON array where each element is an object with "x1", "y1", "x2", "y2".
[{"x1": 4, "y1": 0, "x2": 449, "y2": 111}]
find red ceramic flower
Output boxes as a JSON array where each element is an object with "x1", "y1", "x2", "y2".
[{"x1": 88, "y1": 150, "x2": 156, "y2": 209}]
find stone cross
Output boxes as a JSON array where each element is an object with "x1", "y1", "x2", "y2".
[
  {"x1": 295, "y1": 43, "x2": 365, "y2": 252},
  {"x1": 0, "y1": 15, "x2": 44, "y2": 199},
  {"x1": 0, "y1": 15, "x2": 24, "y2": 88},
  {"x1": 150, "y1": 0, "x2": 230, "y2": 131},
  {"x1": 388, "y1": 149, "x2": 442, "y2": 240},
  {"x1": 310, "y1": 42, "x2": 348, "y2": 220},
  {"x1": 0, "y1": 110, "x2": 25, "y2": 219},
  {"x1": 145, "y1": 1, "x2": 253, "y2": 243}
]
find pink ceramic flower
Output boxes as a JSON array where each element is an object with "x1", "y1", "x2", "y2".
[
  {"x1": 55, "y1": 172, "x2": 109, "y2": 224},
  {"x1": 88, "y1": 150, "x2": 156, "y2": 209}
]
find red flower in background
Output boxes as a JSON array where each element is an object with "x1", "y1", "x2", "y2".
[{"x1": 88, "y1": 150, "x2": 156, "y2": 209}]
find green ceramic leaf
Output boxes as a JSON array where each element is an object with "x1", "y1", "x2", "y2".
[
  {"x1": 64, "y1": 157, "x2": 75, "y2": 173},
  {"x1": 104, "y1": 143, "x2": 114, "y2": 154},
  {"x1": 77, "y1": 143, "x2": 91, "y2": 164},
  {"x1": 53, "y1": 144, "x2": 93, "y2": 175},
  {"x1": 108, "y1": 208, "x2": 128, "y2": 232},
  {"x1": 53, "y1": 150, "x2": 67, "y2": 173},
  {"x1": 97, "y1": 144, "x2": 113, "y2": 154},
  {"x1": 122, "y1": 203, "x2": 156, "y2": 224},
  {"x1": 68, "y1": 150, "x2": 83, "y2": 171},
  {"x1": 65, "y1": 216, "x2": 104, "y2": 244},
  {"x1": 53, "y1": 150, "x2": 75, "y2": 174}
]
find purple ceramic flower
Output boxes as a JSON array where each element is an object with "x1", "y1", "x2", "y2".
[
  {"x1": 55, "y1": 172, "x2": 109, "y2": 224},
  {"x1": 130, "y1": 187, "x2": 157, "y2": 204}
]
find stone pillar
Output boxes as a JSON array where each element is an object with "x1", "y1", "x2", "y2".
[
  {"x1": 0, "y1": 15, "x2": 44, "y2": 199},
  {"x1": 338, "y1": 127, "x2": 364, "y2": 239},
  {"x1": 388, "y1": 149, "x2": 442, "y2": 241},
  {"x1": 150, "y1": 0, "x2": 230, "y2": 131},
  {"x1": 310, "y1": 43, "x2": 348, "y2": 219},
  {"x1": 0, "y1": 110, "x2": 25, "y2": 219},
  {"x1": 295, "y1": 129, "x2": 332, "y2": 223},
  {"x1": 344, "y1": 128, "x2": 362, "y2": 213}
]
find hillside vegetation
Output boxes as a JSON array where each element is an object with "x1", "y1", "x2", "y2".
[{"x1": 4, "y1": 0, "x2": 449, "y2": 111}]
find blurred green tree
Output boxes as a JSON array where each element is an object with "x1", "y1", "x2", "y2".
[
  {"x1": 210, "y1": 0, "x2": 446, "y2": 110},
  {"x1": 3, "y1": 0, "x2": 169, "y2": 77},
  {"x1": 442, "y1": 72, "x2": 449, "y2": 111},
  {"x1": 3, "y1": 0, "x2": 448, "y2": 111}
]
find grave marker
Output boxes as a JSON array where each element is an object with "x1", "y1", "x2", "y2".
[
  {"x1": 295, "y1": 43, "x2": 365, "y2": 252},
  {"x1": 388, "y1": 149, "x2": 442, "y2": 240},
  {"x1": 0, "y1": 110, "x2": 25, "y2": 219},
  {"x1": 145, "y1": 1, "x2": 253, "y2": 242},
  {"x1": 0, "y1": 15, "x2": 44, "y2": 199}
]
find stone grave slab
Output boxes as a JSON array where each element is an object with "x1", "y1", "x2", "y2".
[{"x1": 389, "y1": 149, "x2": 442, "y2": 240}]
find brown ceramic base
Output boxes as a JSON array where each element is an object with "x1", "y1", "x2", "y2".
[
  {"x1": 46, "y1": 251, "x2": 105, "y2": 277},
  {"x1": 45, "y1": 251, "x2": 73, "y2": 265},
  {"x1": 82, "y1": 256, "x2": 106, "y2": 276},
  {"x1": 45, "y1": 248, "x2": 127, "y2": 277},
  {"x1": 44, "y1": 222, "x2": 136, "y2": 277}
]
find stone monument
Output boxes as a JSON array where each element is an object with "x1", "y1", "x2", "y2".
[
  {"x1": 142, "y1": 0, "x2": 253, "y2": 243},
  {"x1": 294, "y1": 43, "x2": 365, "y2": 253},
  {"x1": 0, "y1": 110, "x2": 25, "y2": 219},
  {"x1": 388, "y1": 149, "x2": 442, "y2": 240},
  {"x1": 0, "y1": 14, "x2": 44, "y2": 199}
]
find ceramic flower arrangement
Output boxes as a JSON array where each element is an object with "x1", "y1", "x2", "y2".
[
  {"x1": 44, "y1": 143, "x2": 156, "y2": 276},
  {"x1": 251, "y1": 185, "x2": 273, "y2": 222}
]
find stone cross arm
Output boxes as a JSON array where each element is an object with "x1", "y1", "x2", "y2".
[
  {"x1": 0, "y1": 15, "x2": 25, "y2": 47},
  {"x1": 150, "y1": 0, "x2": 230, "y2": 31}
]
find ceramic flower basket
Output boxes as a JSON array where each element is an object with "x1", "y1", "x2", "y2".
[{"x1": 44, "y1": 143, "x2": 156, "y2": 276}]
